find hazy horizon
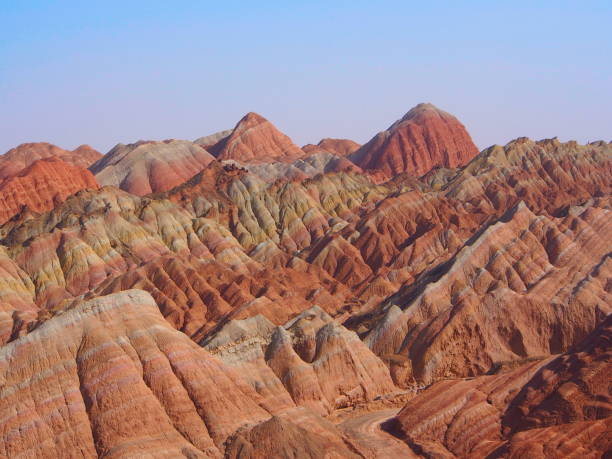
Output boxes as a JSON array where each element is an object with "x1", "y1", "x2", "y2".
[{"x1": 2, "y1": 1, "x2": 611, "y2": 155}]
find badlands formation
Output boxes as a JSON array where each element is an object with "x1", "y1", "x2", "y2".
[{"x1": 0, "y1": 103, "x2": 610, "y2": 458}]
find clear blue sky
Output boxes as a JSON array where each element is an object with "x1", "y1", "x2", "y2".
[{"x1": 1, "y1": 1, "x2": 610, "y2": 154}]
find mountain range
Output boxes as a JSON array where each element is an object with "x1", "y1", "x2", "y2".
[{"x1": 0, "y1": 103, "x2": 610, "y2": 458}]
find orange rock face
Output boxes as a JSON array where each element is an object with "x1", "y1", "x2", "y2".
[
  {"x1": 350, "y1": 103, "x2": 479, "y2": 179},
  {"x1": 211, "y1": 112, "x2": 305, "y2": 162},
  {"x1": 0, "y1": 290, "x2": 299, "y2": 457},
  {"x1": 390, "y1": 315, "x2": 612, "y2": 458},
  {"x1": 0, "y1": 290, "x2": 401, "y2": 457},
  {"x1": 363, "y1": 200, "x2": 611, "y2": 385},
  {"x1": 0, "y1": 157, "x2": 99, "y2": 224},
  {"x1": 225, "y1": 413, "x2": 361, "y2": 458},
  {"x1": 0, "y1": 142, "x2": 102, "y2": 180}
]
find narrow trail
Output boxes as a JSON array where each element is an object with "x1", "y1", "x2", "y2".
[{"x1": 338, "y1": 408, "x2": 417, "y2": 458}]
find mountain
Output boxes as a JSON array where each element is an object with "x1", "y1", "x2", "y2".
[
  {"x1": 89, "y1": 139, "x2": 215, "y2": 195},
  {"x1": 0, "y1": 290, "x2": 368, "y2": 458},
  {"x1": 350, "y1": 103, "x2": 479, "y2": 179},
  {"x1": 389, "y1": 315, "x2": 612, "y2": 457},
  {"x1": 363, "y1": 200, "x2": 610, "y2": 385},
  {"x1": 303, "y1": 138, "x2": 361, "y2": 157},
  {"x1": 209, "y1": 112, "x2": 305, "y2": 162},
  {"x1": 0, "y1": 106, "x2": 610, "y2": 457},
  {"x1": 0, "y1": 142, "x2": 101, "y2": 180},
  {"x1": 202, "y1": 306, "x2": 396, "y2": 416},
  {"x1": 0, "y1": 157, "x2": 99, "y2": 224}
]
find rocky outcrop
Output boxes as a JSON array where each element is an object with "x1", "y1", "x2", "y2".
[
  {"x1": 350, "y1": 103, "x2": 479, "y2": 179},
  {"x1": 0, "y1": 157, "x2": 99, "y2": 224},
  {"x1": 211, "y1": 112, "x2": 305, "y2": 162},
  {"x1": 0, "y1": 290, "x2": 274, "y2": 458},
  {"x1": 445, "y1": 137, "x2": 612, "y2": 216},
  {"x1": 0, "y1": 142, "x2": 101, "y2": 180},
  {"x1": 0, "y1": 184, "x2": 357, "y2": 344},
  {"x1": 364, "y1": 200, "x2": 611, "y2": 385},
  {"x1": 89, "y1": 139, "x2": 215, "y2": 195},
  {"x1": 0, "y1": 289, "x2": 395, "y2": 458},
  {"x1": 1, "y1": 139, "x2": 609, "y2": 361},
  {"x1": 391, "y1": 315, "x2": 612, "y2": 458},
  {"x1": 502, "y1": 314, "x2": 612, "y2": 434},
  {"x1": 203, "y1": 306, "x2": 397, "y2": 415}
]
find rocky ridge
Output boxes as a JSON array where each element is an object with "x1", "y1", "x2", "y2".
[
  {"x1": 390, "y1": 315, "x2": 612, "y2": 458},
  {"x1": 0, "y1": 142, "x2": 101, "y2": 180},
  {"x1": 202, "y1": 306, "x2": 397, "y2": 415},
  {"x1": 0, "y1": 290, "x2": 369, "y2": 458},
  {"x1": 0, "y1": 104, "x2": 610, "y2": 457}
]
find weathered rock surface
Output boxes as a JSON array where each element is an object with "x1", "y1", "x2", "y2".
[
  {"x1": 211, "y1": 112, "x2": 305, "y2": 162},
  {"x1": 350, "y1": 103, "x2": 479, "y2": 179},
  {"x1": 364, "y1": 200, "x2": 611, "y2": 385},
  {"x1": 0, "y1": 289, "x2": 399, "y2": 458},
  {"x1": 445, "y1": 137, "x2": 612, "y2": 216},
  {"x1": 0, "y1": 126, "x2": 610, "y2": 457},
  {"x1": 0, "y1": 157, "x2": 99, "y2": 224},
  {"x1": 391, "y1": 314, "x2": 612, "y2": 458},
  {"x1": 0, "y1": 290, "x2": 273, "y2": 458},
  {"x1": 1, "y1": 139, "x2": 610, "y2": 361},
  {"x1": 0, "y1": 182, "x2": 359, "y2": 344},
  {"x1": 502, "y1": 314, "x2": 612, "y2": 434},
  {"x1": 0, "y1": 142, "x2": 102, "y2": 180},
  {"x1": 203, "y1": 306, "x2": 397, "y2": 415},
  {"x1": 194, "y1": 129, "x2": 233, "y2": 150},
  {"x1": 89, "y1": 139, "x2": 215, "y2": 195}
]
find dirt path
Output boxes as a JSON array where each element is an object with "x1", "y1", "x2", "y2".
[{"x1": 338, "y1": 408, "x2": 417, "y2": 458}]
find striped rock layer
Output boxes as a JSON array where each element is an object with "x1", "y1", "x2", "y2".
[
  {"x1": 302, "y1": 138, "x2": 361, "y2": 157},
  {"x1": 202, "y1": 306, "x2": 396, "y2": 416},
  {"x1": 0, "y1": 142, "x2": 102, "y2": 180},
  {"x1": 0, "y1": 290, "x2": 366, "y2": 458},
  {"x1": 391, "y1": 315, "x2": 612, "y2": 458},
  {"x1": 90, "y1": 139, "x2": 215, "y2": 196},
  {"x1": 0, "y1": 157, "x2": 99, "y2": 224},
  {"x1": 208, "y1": 112, "x2": 305, "y2": 162},
  {"x1": 350, "y1": 103, "x2": 480, "y2": 179},
  {"x1": 0, "y1": 114, "x2": 610, "y2": 457}
]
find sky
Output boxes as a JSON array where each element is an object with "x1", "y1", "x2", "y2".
[{"x1": 1, "y1": 1, "x2": 611, "y2": 155}]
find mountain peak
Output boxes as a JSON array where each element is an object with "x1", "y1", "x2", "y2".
[
  {"x1": 410, "y1": 102, "x2": 438, "y2": 112},
  {"x1": 392, "y1": 103, "x2": 454, "y2": 129},
  {"x1": 215, "y1": 113, "x2": 304, "y2": 163},
  {"x1": 239, "y1": 111, "x2": 268, "y2": 124},
  {"x1": 350, "y1": 104, "x2": 479, "y2": 178}
]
